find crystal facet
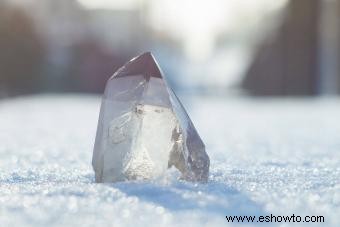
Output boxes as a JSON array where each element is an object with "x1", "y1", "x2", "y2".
[{"x1": 92, "y1": 52, "x2": 209, "y2": 183}]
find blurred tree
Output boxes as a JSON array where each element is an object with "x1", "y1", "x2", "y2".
[
  {"x1": 68, "y1": 39, "x2": 129, "y2": 93},
  {"x1": 0, "y1": 3, "x2": 45, "y2": 97},
  {"x1": 242, "y1": 0, "x2": 320, "y2": 96}
]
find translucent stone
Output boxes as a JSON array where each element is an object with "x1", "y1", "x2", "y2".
[{"x1": 92, "y1": 52, "x2": 209, "y2": 183}]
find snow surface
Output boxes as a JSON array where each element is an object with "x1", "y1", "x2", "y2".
[{"x1": 0, "y1": 95, "x2": 339, "y2": 227}]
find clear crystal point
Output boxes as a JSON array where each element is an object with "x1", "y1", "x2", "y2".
[{"x1": 92, "y1": 52, "x2": 209, "y2": 183}]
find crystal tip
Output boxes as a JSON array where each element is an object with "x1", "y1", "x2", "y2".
[{"x1": 113, "y1": 52, "x2": 162, "y2": 79}]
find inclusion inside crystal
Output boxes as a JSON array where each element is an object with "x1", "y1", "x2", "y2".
[
  {"x1": 121, "y1": 104, "x2": 178, "y2": 180},
  {"x1": 95, "y1": 76, "x2": 183, "y2": 182}
]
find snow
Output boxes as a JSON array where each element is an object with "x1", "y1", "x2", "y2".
[{"x1": 0, "y1": 95, "x2": 339, "y2": 226}]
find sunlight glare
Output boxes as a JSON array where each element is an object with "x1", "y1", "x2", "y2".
[{"x1": 77, "y1": 0, "x2": 139, "y2": 10}]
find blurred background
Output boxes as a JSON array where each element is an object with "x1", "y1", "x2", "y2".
[{"x1": 0, "y1": 0, "x2": 339, "y2": 97}]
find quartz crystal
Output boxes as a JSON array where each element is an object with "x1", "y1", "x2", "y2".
[{"x1": 92, "y1": 52, "x2": 209, "y2": 183}]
